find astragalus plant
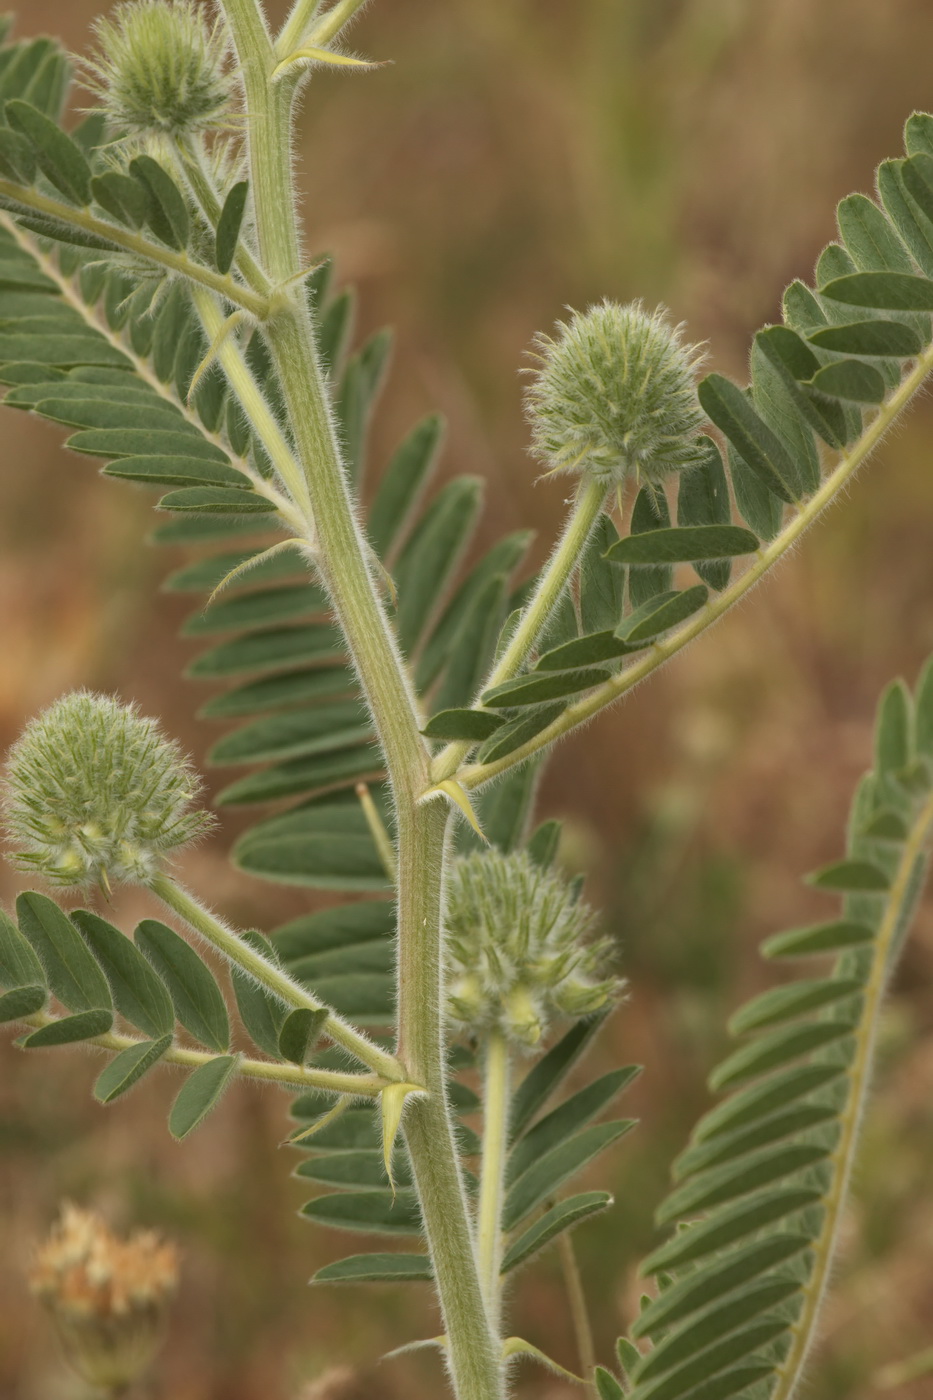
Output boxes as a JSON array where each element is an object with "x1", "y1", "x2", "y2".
[{"x1": 0, "y1": 4, "x2": 932, "y2": 1399}]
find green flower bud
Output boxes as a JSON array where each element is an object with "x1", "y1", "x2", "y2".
[
  {"x1": 445, "y1": 850, "x2": 623, "y2": 1046},
  {"x1": 2, "y1": 691, "x2": 214, "y2": 888},
  {"x1": 84, "y1": 0, "x2": 233, "y2": 142},
  {"x1": 525, "y1": 299, "x2": 706, "y2": 487}
]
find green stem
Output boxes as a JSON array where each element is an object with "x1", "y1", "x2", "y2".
[
  {"x1": 0, "y1": 177, "x2": 270, "y2": 317},
  {"x1": 476, "y1": 1030, "x2": 511, "y2": 1332},
  {"x1": 459, "y1": 339, "x2": 933, "y2": 792},
  {"x1": 22, "y1": 1010, "x2": 384, "y2": 1095},
  {"x1": 557, "y1": 1230, "x2": 597, "y2": 1396},
  {"x1": 432, "y1": 476, "x2": 606, "y2": 783},
  {"x1": 276, "y1": 0, "x2": 325, "y2": 54},
  {"x1": 295, "y1": 0, "x2": 371, "y2": 49},
  {"x1": 216, "y1": 7, "x2": 502, "y2": 1395},
  {"x1": 149, "y1": 871, "x2": 403, "y2": 1081}
]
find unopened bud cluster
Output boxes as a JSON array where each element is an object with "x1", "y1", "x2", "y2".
[
  {"x1": 85, "y1": 0, "x2": 233, "y2": 143},
  {"x1": 526, "y1": 299, "x2": 706, "y2": 486},
  {"x1": 445, "y1": 850, "x2": 621, "y2": 1046},
  {"x1": 2, "y1": 691, "x2": 213, "y2": 887},
  {"x1": 30, "y1": 1203, "x2": 178, "y2": 1390}
]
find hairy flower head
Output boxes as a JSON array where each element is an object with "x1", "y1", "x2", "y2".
[
  {"x1": 2, "y1": 691, "x2": 214, "y2": 888},
  {"x1": 526, "y1": 299, "x2": 706, "y2": 486},
  {"x1": 445, "y1": 850, "x2": 622, "y2": 1046},
  {"x1": 84, "y1": 0, "x2": 232, "y2": 141},
  {"x1": 30, "y1": 1203, "x2": 177, "y2": 1390}
]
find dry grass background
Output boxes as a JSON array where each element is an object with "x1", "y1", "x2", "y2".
[{"x1": 2, "y1": 1, "x2": 933, "y2": 1396}]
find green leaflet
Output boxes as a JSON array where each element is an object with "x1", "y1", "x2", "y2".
[
  {"x1": 187, "y1": 623, "x2": 343, "y2": 678},
  {"x1": 0, "y1": 127, "x2": 35, "y2": 183},
  {"x1": 672, "y1": 1104, "x2": 837, "y2": 1181},
  {"x1": 392, "y1": 475, "x2": 484, "y2": 654},
  {"x1": 690, "y1": 1064, "x2": 845, "y2": 1145},
  {"x1": 430, "y1": 574, "x2": 508, "y2": 713},
  {"x1": 5, "y1": 99, "x2": 91, "y2": 205},
  {"x1": 229, "y1": 930, "x2": 290, "y2": 1058},
  {"x1": 675, "y1": 435, "x2": 734, "y2": 590},
  {"x1": 278, "y1": 1007, "x2": 328, "y2": 1064},
  {"x1": 129, "y1": 153, "x2": 189, "y2": 249},
  {"x1": 335, "y1": 329, "x2": 392, "y2": 482},
  {"x1": 761, "y1": 919, "x2": 874, "y2": 958},
  {"x1": 301, "y1": 1189, "x2": 422, "y2": 1236},
  {"x1": 311, "y1": 1253, "x2": 433, "y2": 1285},
  {"x1": 606, "y1": 525, "x2": 758, "y2": 566},
  {"x1": 503, "y1": 1120, "x2": 635, "y2": 1230},
  {"x1": 509, "y1": 1015, "x2": 609, "y2": 1140},
  {"x1": 366, "y1": 414, "x2": 443, "y2": 559},
  {"x1": 808, "y1": 359, "x2": 886, "y2": 404},
  {"x1": 158, "y1": 485, "x2": 275, "y2": 513},
  {"x1": 91, "y1": 170, "x2": 149, "y2": 228},
  {"x1": 708, "y1": 1020, "x2": 855, "y2": 1091},
  {"x1": 422, "y1": 708, "x2": 504, "y2": 741},
  {"x1": 877, "y1": 159, "x2": 933, "y2": 280},
  {"x1": 631, "y1": 1278, "x2": 798, "y2": 1384},
  {"x1": 22, "y1": 1007, "x2": 114, "y2": 1047},
  {"x1": 71, "y1": 909, "x2": 174, "y2": 1039},
  {"x1": 16, "y1": 891, "x2": 112, "y2": 1013},
  {"x1": 698, "y1": 373, "x2": 800, "y2": 503},
  {"x1": 106, "y1": 456, "x2": 251, "y2": 490},
  {"x1": 236, "y1": 799, "x2": 390, "y2": 892},
  {"x1": 0, "y1": 907, "x2": 45, "y2": 989},
  {"x1": 481, "y1": 667, "x2": 612, "y2": 709},
  {"x1": 654, "y1": 1141, "x2": 832, "y2": 1223},
  {"x1": 806, "y1": 858, "x2": 890, "y2": 891},
  {"x1": 500, "y1": 1192, "x2": 613, "y2": 1274},
  {"x1": 727, "y1": 977, "x2": 863, "y2": 1033},
  {"x1": 94, "y1": 1036, "x2": 173, "y2": 1104},
  {"x1": 508, "y1": 1067, "x2": 640, "y2": 1182},
  {"x1": 185, "y1": 582, "x2": 328, "y2": 637},
  {"x1": 594, "y1": 1368, "x2": 625, "y2": 1400},
  {"x1": 295, "y1": 1147, "x2": 410, "y2": 1190},
  {"x1": 821, "y1": 269, "x2": 933, "y2": 311},
  {"x1": 274, "y1": 898, "x2": 394, "y2": 963},
  {"x1": 208, "y1": 700, "x2": 372, "y2": 766},
  {"x1": 474, "y1": 702, "x2": 565, "y2": 765},
  {"x1": 317, "y1": 285, "x2": 354, "y2": 375},
  {"x1": 617, "y1": 585, "x2": 708, "y2": 645},
  {"x1": 836, "y1": 191, "x2": 914, "y2": 274},
  {"x1": 640, "y1": 1186, "x2": 822, "y2": 1274},
  {"x1": 525, "y1": 818, "x2": 562, "y2": 868},
  {"x1": 0, "y1": 984, "x2": 47, "y2": 1021},
  {"x1": 579, "y1": 513, "x2": 625, "y2": 631},
  {"x1": 808, "y1": 320, "x2": 922, "y2": 356},
  {"x1": 753, "y1": 325, "x2": 848, "y2": 448},
  {"x1": 215, "y1": 180, "x2": 249, "y2": 273},
  {"x1": 169, "y1": 1054, "x2": 238, "y2": 1139},
  {"x1": 135, "y1": 919, "x2": 230, "y2": 1052},
  {"x1": 627, "y1": 485, "x2": 672, "y2": 608},
  {"x1": 535, "y1": 631, "x2": 634, "y2": 671},
  {"x1": 215, "y1": 744, "x2": 382, "y2": 807}
]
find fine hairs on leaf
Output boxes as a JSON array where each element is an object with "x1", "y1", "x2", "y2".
[{"x1": 0, "y1": 7, "x2": 931, "y2": 1400}]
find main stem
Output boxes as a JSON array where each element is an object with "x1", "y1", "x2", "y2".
[{"x1": 219, "y1": 5, "x2": 503, "y2": 1395}]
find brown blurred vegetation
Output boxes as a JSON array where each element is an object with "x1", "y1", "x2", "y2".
[{"x1": 3, "y1": 0, "x2": 933, "y2": 1396}]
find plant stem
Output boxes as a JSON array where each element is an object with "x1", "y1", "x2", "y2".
[
  {"x1": 459, "y1": 337, "x2": 933, "y2": 792},
  {"x1": 22, "y1": 1010, "x2": 383, "y2": 1095},
  {"x1": 217, "y1": 5, "x2": 503, "y2": 1395},
  {"x1": 0, "y1": 176, "x2": 269, "y2": 317},
  {"x1": 557, "y1": 1230, "x2": 597, "y2": 1396},
  {"x1": 149, "y1": 871, "x2": 403, "y2": 1081},
  {"x1": 476, "y1": 1031, "x2": 511, "y2": 1330},
  {"x1": 356, "y1": 781, "x2": 397, "y2": 881},
  {"x1": 432, "y1": 475, "x2": 606, "y2": 783}
]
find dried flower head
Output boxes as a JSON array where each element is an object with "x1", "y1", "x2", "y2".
[
  {"x1": 84, "y1": 0, "x2": 232, "y2": 141},
  {"x1": 525, "y1": 299, "x2": 706, "y2": 486},
  {"x1": 445, "y1": 850, "x2": 622, "y2": 1046},
  {"x1": 2, "y1": 690, "x2": 214, "y2": 888},
  {"x1": 30, "y1": 1203, "x2": 178, "y2": 1390}
]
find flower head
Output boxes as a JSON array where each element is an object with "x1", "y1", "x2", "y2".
[
  {"x1": 526, "y1": 299, "x2": 706, "y2": 487},
  {"x1": 84, "y1": 0, "x2": 233, "y2": 142},
  {"x1": 2, "y1": 690, "x2": 213, "y2": 888},
  {"x1": 445, "y1": 850, "x2": 622, "y2": 1046},
  {"x1": 30, "y1": 1203, "x2": 178, "y2": 1390}
]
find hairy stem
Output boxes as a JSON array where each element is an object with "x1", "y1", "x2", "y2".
[
  {"x1": 476, "y1": 1031, "x2": 511, "y2": 1333},
  {"x1": 557, "y1": 1230, "x2": 597, "y2": 1396},
  {"x1": 218, "y1": 4, "x2": 502, "y2": 1394},
  {"x1": 459, "y1": 339, "x2": 933, "y2": 792},
  {"x1": 433, "y1": 476, "x2": 607, "y2": 783},
  {"x1": 0, "y1": 177, "x2": 270, "y2": 316},
  {"x1": 21, "y1": 1009, "x2": 384, "y2": 1095},
  {"x1": 150, "y1": 872, "x2": 403, "y2": 1081}
]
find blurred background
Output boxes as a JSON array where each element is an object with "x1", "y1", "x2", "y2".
[{"x1": 3, "y1": 0, "x2": 933, "y2": 1396}]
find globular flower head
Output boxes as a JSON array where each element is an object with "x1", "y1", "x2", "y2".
[
  {"x1": 84, "y1": 0, "x2": 233, "y2": 141},
  {"x1": 445, "y1": 850, "x2": 623, "y2": 1047},
  {"x1": 30, "y1": 1203, "x2": 178, "y2": 1391},
  {"x1": 2, "y1": 691, "x2": 214, "y2": 888},
  {"x1": 525, "y1": 299, "x2": 706, "y2": 487}
]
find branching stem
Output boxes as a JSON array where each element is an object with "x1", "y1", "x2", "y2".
[
  {"x1": 459, "y1": 339, "x2": 933, "y2": 792},
  {"x1": 150, "y1": 871, "x2": 404, "y2": 1081},
  {"x1": 557, "y1": 1229, "x2": 597, "y2": 1396}
]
